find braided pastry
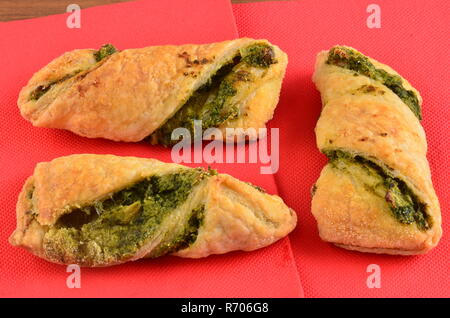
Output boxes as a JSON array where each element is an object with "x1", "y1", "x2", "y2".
[
  {"x1": 18, "y1": 39, "x2": 287, "y2": 146},
  {"x1": 9, "y1": 154, "x2": 296, "y2": 266},
  {"x1": 311, "y1": 46, "x2": 441, "y2": 255}
]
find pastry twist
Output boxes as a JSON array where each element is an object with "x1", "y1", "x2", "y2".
[
  {"x1": 18, "y1": 39, "x2": 288, "y2": 145},
  {"x1": 9, "y1": 154, "x2": 296, "y2": 266},
  {"x1": 311, "y1": 46, "x2": 441, "y2": 255}
]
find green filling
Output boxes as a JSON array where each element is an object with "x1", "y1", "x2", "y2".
[
  {"x1": 149, "y1": 205, "x2": 205, "y2": 258},
  {"x1": 151, "y1": 43, "x2": 277, "y2": 146},
  {"x1": 44, "y1": 168, "x2": 212, "y2": 264},
  {"x1": 246, "y1": 182, "x2": 267, "y2": 193},
  {"x1": 152, "y1": 62, "x2": 239, "y2": 146},
  {"x1": 326, "y1": 46, "x2": 421, "y2": 120},
  {"x1": 29, "y1": 71, "x2": 81, "y2": 101},
  {"x1": 29, "y1": 44, "x2": 118, "y2": 101},
  {"x1": 324, "y1": 150, "x2": 431, "y2": 231},
  {"x1": 354, "y1": 84, "x2": 385, "y2": 95},
  {"x1": 94, "y1": 44, "x2": 118, "y2": 62},
  {"x1": 242, "y1": 43, "x2": 277, "y2": 68}
]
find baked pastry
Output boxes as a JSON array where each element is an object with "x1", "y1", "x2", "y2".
[
  {"x1": 9, "y1": 154, "x2": 297, "y2": 266},
  {"x1": 18, "y1": 38, "x2": 288, "y2": 146},
  {"x1": 311, "y1": 45, "x2": 442, "y2": 255}
]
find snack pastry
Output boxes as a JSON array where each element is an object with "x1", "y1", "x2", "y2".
[
  {"x1": 9, "y1": 154, "x2": 297, "y2": 266},
  {"x1": 311, "y1": 46, "x2": 442, "y2": 255},
  {"x1": 18, "y1": 39, "x2": 288, "y2": 146}
]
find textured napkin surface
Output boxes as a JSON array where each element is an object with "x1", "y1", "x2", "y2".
[
  {"x1": 0, "y1": 0, "x2": 303, "y2": 297},
  {"x1": 233, "y1": 0, "x2": 449, "y2": 298}
]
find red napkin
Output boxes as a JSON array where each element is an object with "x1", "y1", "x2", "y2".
[
  {"x1": 0, "y1": 0, "x2": 303, "y2": 298},
  {"x1": 233, "y1": 0, "x2": 449, "y2": 297}
]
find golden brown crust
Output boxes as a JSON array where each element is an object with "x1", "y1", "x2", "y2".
[
  {"x1": 18, "y1": 39, "x2": 287, "y2": 143},
  {"x1": 18, "y1": 49, "x2": 97, "y2": 122},
  {"x1": 312, "y1": 165, "x2": 440, "y2": 254},
  {"x1": 29, "y1": 154, "x2": 171, "y2": 226},
  {"x1": 214, "y1": 45, "x2": 288, "y2": 142},
  {"x1": 9, "y1": 177, "x2": 47, "y2": 259},
  {"x1": 175, "y1": 174, "x2": 296, "y2": 258},
  {"x1": 335, "y1": 244, "x2": 431, "y2": 255},
  {"x1": 9, "y1": 154, "x2": 297, "y2": 266},
  {"x1": 311, "y1": 46, "x2": 441, "y2": 255}
]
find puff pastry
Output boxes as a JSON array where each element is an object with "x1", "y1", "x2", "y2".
[
  {"x1": 311, "y1": 46, "x2": 441, "y2": 255},
  {"x1": 9, "y1": 154, "x2": 297, "y2": 266},
  {"x1": 18, "y1": 38, "x2": 288, "y2": 145}
]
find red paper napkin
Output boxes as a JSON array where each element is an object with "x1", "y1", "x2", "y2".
[
  {"x1": 0, "y1": 0, "x2": 303, "y2": 298},
  {"x1": 233, "y1": 0, "x2": 449, "y2": 298}
]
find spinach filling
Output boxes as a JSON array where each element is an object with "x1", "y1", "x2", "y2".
[
  {"x1": 241, "y1": 43, "x2": 277, "y2": 68},
  {"x1": 94, "y1": 44, "x2": 118, "y2": 62},
  {"x1": 150, "y1": 43, "x2": 277, "y2": 146},
  {"x1": 29, "y1": 44, "x2": 118, "y2": 102},
  {"x1": 29, "y1": 71, "x2": 82, "y2": 101},
  {"x1": 149, "y1": 205, "x2": 205, "y2": 258},
  {"x1": 44, "y1": 168, "x2": 213, "y2": 263},
  {"x1": 324, "y1": 150, "x2": 431, "y2": 231},
  {"x1": 326, "y1": 46, "x2": 421, "y2": 120}
]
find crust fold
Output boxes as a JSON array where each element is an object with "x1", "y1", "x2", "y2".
[
  {"x1": 311, "y1": 46, "x2": 441, "y2": 255},
  {"x1": 18, "y1": 39, "x2": 287, "y2": 143},
  {"x1": 9, "y1": 154, "x2": 296, "y2": 266}
]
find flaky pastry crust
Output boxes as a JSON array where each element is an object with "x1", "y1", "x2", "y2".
[
  {"x1": 311, "y1": 46, "x2": 441, "y2": 255},
  {"x1": 18, "y1": 38, "x2": 287, "y2": 143},
  {"x1": 9, "y1": 154, "x2": 296, "y2": 266}
]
